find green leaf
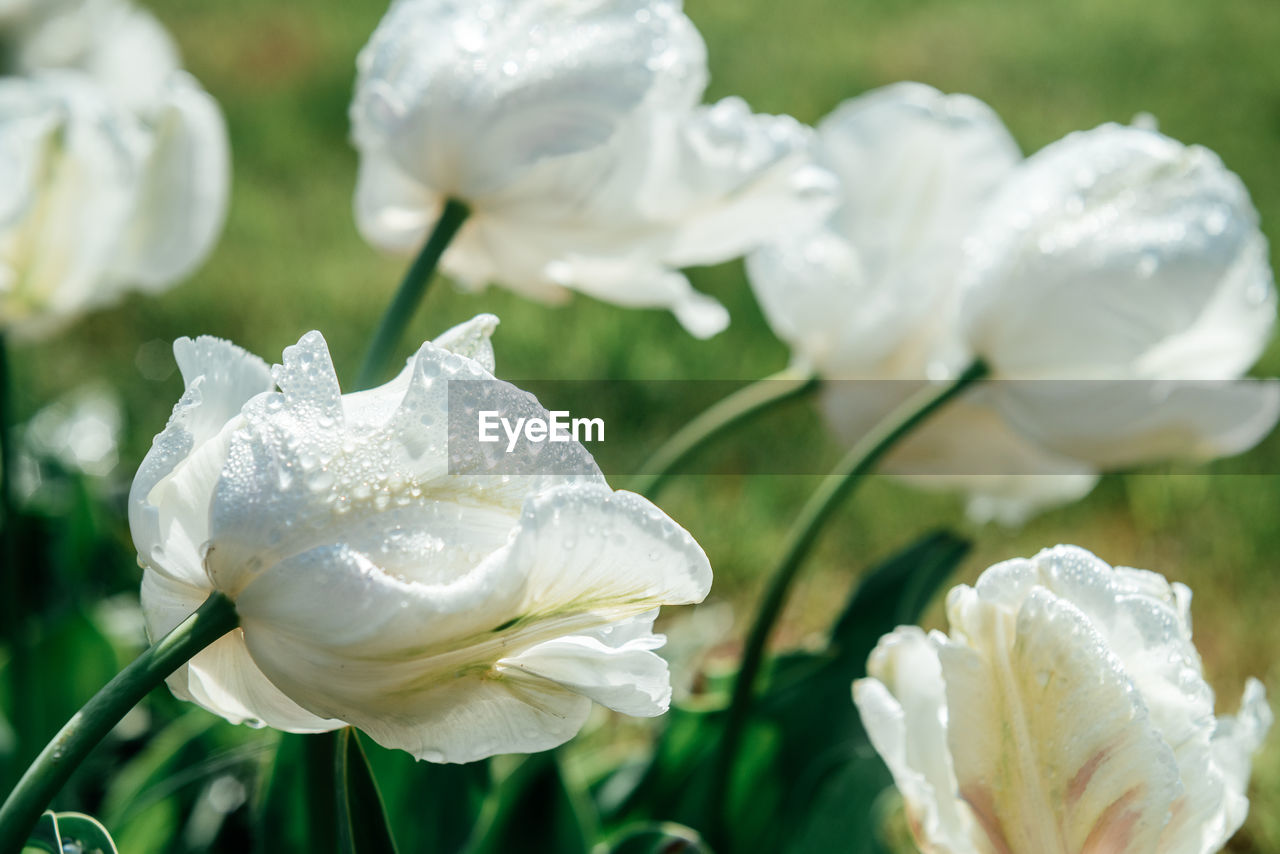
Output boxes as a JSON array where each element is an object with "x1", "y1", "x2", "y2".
[
  {"x1": 362, "y1": 741, "x2": 489, "y2": 854},
  {"x1": 599, "y1": 821, "x2": 710, "y2": 854},
  {"x1": 605, "y1": 531, "x2": 969, "y2": 854},
  {"x1": 256, "y1": 732, "x2": 339, "y2": 854},
  {"x1": 20, "y1": 812, "x2": 61, "y2": 854},
  {"x1": 468, "y1": 753, "x2": 593, "y2": 854},
  {"x1": 20, "y1": 811, "x2": 119, "y2": 854},
  {"x1": 335, "y1": 728, "x2": 399, "y2": 854},
  {"x1": 49, "y1": 812, "x2": 120, "y2": 854}
]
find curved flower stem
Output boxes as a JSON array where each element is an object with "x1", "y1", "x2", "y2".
[
  {"x1": 632, "y1": 368, "x2": 819, "y2": 499},
  {"x1": 0, "y1": 593, "x2": 239, "y2": 854},
  {"x1": 708, "y1": 360, "x2": 989, "y2": 837},
  {"x1": 356, "y1": 198, "x2": 471, "y2": 390}
]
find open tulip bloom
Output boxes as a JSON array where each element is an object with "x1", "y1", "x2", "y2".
[
  {"x1": 128, "y1": 315, "x2": 712, "y2": 762},
  {"x1": 0, "y1": 2, "x2": 229, "y2": 338},
  {"x1": 350, "y1": 0, "x2": 836, "y2": 338},
  {"x1": 854, "y1": 545, "x2": 1272, "y2": 854},
  {"x1": 747, "y1": 82, "x2": 1280, "y2": 523}
]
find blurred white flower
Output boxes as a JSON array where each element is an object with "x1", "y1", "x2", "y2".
[
  {"x1": 853, "y1": 544, "x2": 1271, "y2": 854},
  {"x1": 747, "y1": 83, "x2": 1278, "y2": 523},
  {"x1": 1, "y1": 0, "x2": 180, "y2": 113},
  {"x1": 24, "y1": 383, "x2": 123, "y2": 476},
  {"x1": 0, "y1": 71, "x2": 228, "y2": 337},
  {"x1": 351, "y1": 0, "x2": 835, "y2": 338},
  {"x1": 130, "y1": 315, "x2": 712, "y2": 763}
]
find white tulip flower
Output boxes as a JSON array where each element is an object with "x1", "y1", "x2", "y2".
[
  {"x1": 0, "y1": 71, "x2": 228, "y2": 338},
  {"x1": 854, "y1": 545, "x2": 1271, "y2": 854},
  {"x1": 1, "y1": 0, "x2": 181, "y2": 113},
  {"x1": 747, "y1": 83, "x2": 1278, "y2": 523},
  {"x1": 130, "y1": 315, "x2": 712, "y2": 763},
  {"x1": 351, "y1": 0, "x2": 835, "y2": 338}
]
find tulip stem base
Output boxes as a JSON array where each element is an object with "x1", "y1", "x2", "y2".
[
  {"x1": 632, "y1": 368, "x2": 819, "y2": 498},
  {"x1": 708, "y1": 359, "x2": 990, "y2": 839},
  {"x1": 356, "y1": 198, "x2": 471, "y2": 390},
  {"x1": 0, "y1": 593, "x2": 239, "y2": 854}
]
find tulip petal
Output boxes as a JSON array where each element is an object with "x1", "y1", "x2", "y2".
[
  {"x1": 353, "y1": 151, "x2": 441, "y2": 254},
  {"x1": 508, "y1": 483, "x2": 712, "y2": 616},
  {"x1": 653, "y1": 98, "x2": 838, "y2": 267},
  {"x1": 747, "y1": 83, "x2": 1018, "y2": 376},
  {"x1": 940, "y1": 583, "x2": 1182, "y2": 854},
  {"x1": 235, "y1": 542, "x2": 591, "y2": 762},
  {"x1": 992, "y1": 378, "x2": 1280, "y2": 468},
  {"x1": 430, "y1": 312, "x2": 499, "y2": 372},
  {"x1": 352, "y1": 0, "x2": 707, "y2": 199},
  {"x1": 853, "y1": 627, "x2": 982, "y2": 854},
  {"x1": 960, "y1": 123, "x2": 1273, "y2": 378},
  {"x1": 130, "y1": 335, "x2": 273, "y2": 587},
  {"x1": 111, "y1": 72, "x2": 230, "y2": 290},
  {"x1": 502, "y1": 610, "x2": 671, "y2": 717},
  {"x1": 0, "y1": 74, "x2": 141, "y2": 337}
]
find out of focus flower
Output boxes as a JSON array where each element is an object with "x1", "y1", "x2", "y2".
[
  {"x1": 25, "y1": 384, "x2": 123, "y2": 476},
  {"x1": 853, "y1": 544, "x2": 1271, "y2": 854},
  {"x1": 130, "y1": 315, "x2": 712, "y2": 763},
  {"x1": 0, "y1": 71, "x2": 228, "y2": 337},
  {"x1": 747, "y1": 83, "x2": 1278, "y2": 523},
  {"x1": 0, "y1": 0, "x2": 181, "y2": 112},
  {"x1": 351, "y1": 0, "x2": 834, "y2": 338}
]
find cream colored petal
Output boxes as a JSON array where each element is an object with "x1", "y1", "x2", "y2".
[
  {"x1": 940, "y1": 584, "x2": 1181, "y2": 854},
  {"x1": 853, "y1": 626, "x2": 983, "y2": 854}
]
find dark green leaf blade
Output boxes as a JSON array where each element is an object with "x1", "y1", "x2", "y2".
[{"x1": 336, "y1": 728, "x2": 399, "y2": 854}]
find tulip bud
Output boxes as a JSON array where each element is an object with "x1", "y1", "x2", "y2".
[
  {"x1": 130, "y1": 315, "x2": 712, "y2": 763},
  {"x1": 350, "y1": 0, "x2": 835, "y2": 338},
  {"x1": 854, "y1": 545, "x2": 1271, "y2": 854}
]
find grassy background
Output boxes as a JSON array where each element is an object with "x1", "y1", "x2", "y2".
[{"x1": 12, "y1": 0, "x2": 1280, "y2": 849}]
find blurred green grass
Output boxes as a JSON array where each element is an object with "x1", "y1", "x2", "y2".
[{"x1": 12, "y1": 0, "x2": 1280, "y2": 849}]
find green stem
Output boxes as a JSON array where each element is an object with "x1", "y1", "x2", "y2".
[
  {"x1": 632, "y1": 368, "x2": 818, "y2": 499},
  {"x1": 0, "y1": 593, "x2": 239, "y2": 854},
  {"x1": 356, "y1": 198, "x2": 471, "y2": 390},
  {"x1": 708, "y1": 360, "x2": 989, "y2": 838}
]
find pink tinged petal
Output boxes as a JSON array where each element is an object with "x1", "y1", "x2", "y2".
[
  {"x1": 940, "y1": 584, "x2": 1181, "y2": 854},
  {"x1": 853, "y1": 627, "x2": 983, "y2": 854},
  {"x1": 960, "y1": 123, "x2": 1273, "y2": 379},
  {"x1": 111, "y1": 72, "x2": 231, "y2": 291},
  {"x1": 991, "y1": 378, "x2": 1280, "y2": 469},
  {"x1": 129, "y1": 335, "x2": 273, "y2": 587}
]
